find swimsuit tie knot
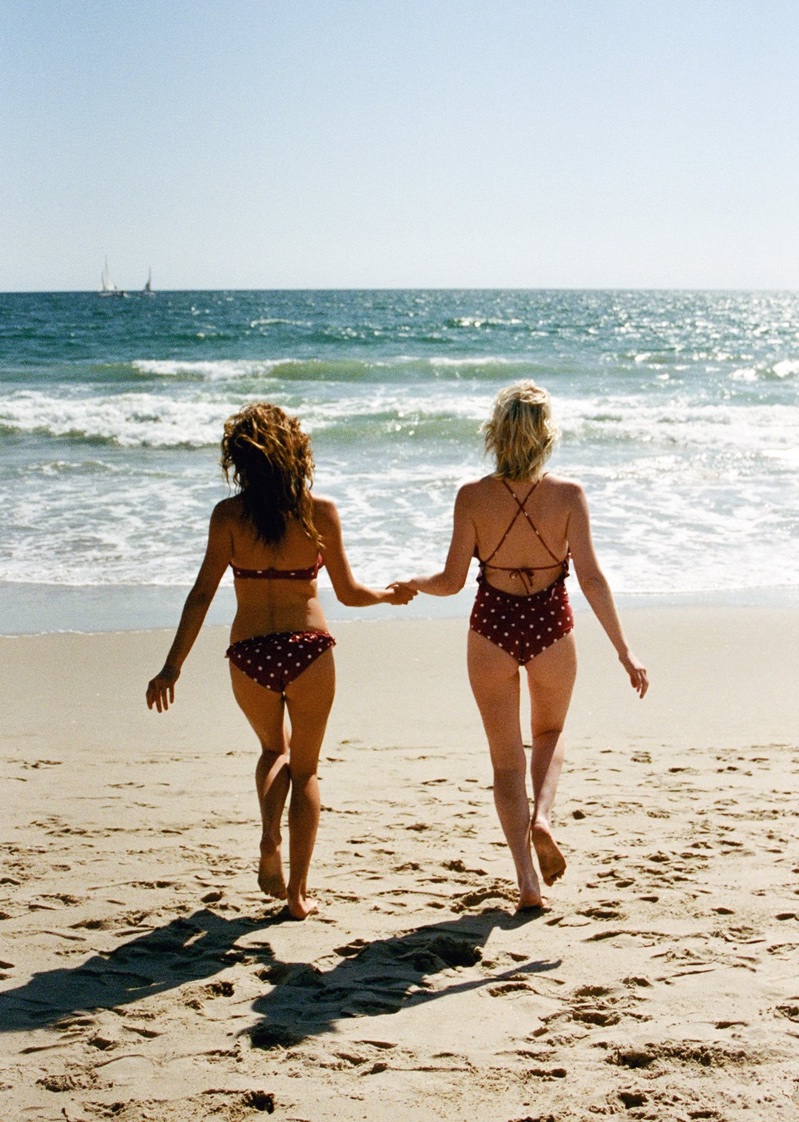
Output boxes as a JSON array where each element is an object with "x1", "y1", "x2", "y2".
[{"x1": 508, "y1": 567, "x2": 535, "y2": 594}]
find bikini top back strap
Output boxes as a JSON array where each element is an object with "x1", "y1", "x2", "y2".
[
  {"x1": 502, "y1": 478, "x2": 564, "y2": 566},
  {"x1": 480, "y1": 480, "x2": 540, "y2": 566}
]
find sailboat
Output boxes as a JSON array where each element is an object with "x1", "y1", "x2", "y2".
[
  {"x1": 141, "y1": 267, "x2": 155, "y2": 296},
  {"x1": 98, "y1": 258, "x2": 126, "y2": 298}
]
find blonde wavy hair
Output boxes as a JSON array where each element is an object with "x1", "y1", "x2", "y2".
[
  {"x1": 483, "y1": 381, "x2": 559, "y2": 481},
  {"x1": 220, "y1": 402, "x2": 321, "y2": 547}
]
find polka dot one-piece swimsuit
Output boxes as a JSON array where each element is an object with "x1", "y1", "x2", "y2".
[{"x1": 469, "y1": 479, "x2": 574, "y2": 665}]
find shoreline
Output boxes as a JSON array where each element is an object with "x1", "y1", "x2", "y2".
[
  {"x1": 2, "y1": 578, "x2": 799, "y2": 637},
  {"x1": 2, "y1": 609, "x2": 798, "y2": 1119},
  {"x1": 3, "y1": 605, "x2": 798, "y2": 751}
]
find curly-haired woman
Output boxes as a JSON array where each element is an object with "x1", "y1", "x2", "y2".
[
  {"x1": 403, "y1": 382, "x2": 647, "y2": 911},
  {"x1": 147, "y1": 403, "x2": 414, "y2": 919}
]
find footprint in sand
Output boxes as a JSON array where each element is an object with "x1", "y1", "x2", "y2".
[
  {"x1": 239, "y1": 1091, "x2": 275, "y2": 1112},
  {"x1": 487, "y1": 979, "x2": 536, "y2": 997},
  {"x1": 41, "y1": 893, "x2": 81, "y2": 907},
  {"x1": 451, "y1": 883, "x2": 516, "y2": 912},
  {"x1": 579, "y1": 903, "x2": 624, "y2": 921},
  {"x1": 36, "y1": 1070, "x2": 100, "y2": 1092},
  {"x1": 623, "y1": 975, "x2": 653, "y2": 989},
  {"x1": 443, "y1": 859, "x2": 487, "y2": 875},
  {"x1": 610, "y1": 1040, "x2": 752, "y2": 1071},
  {"x1": 71, "y1": 917, "x2": 116, "y2": 930},
  {"x1": 87, "y1": 1035, "x2": 117, "y2": 1051},
  {"x1": 618, "y1": 1091, "x2": 648, "y2": 1108},
  {"x1": 201, "y1": 980, "x2": 235, "y2": 997}
]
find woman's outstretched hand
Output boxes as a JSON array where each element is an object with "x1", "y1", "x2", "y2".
[
  {"x1": 620, "y1": 651, "x2": 649, "y2": 698},
  {"x1": 386, "y1": 582, "x2": 417, "y2": 605},
  {"x1": 146, "y1": 666, "x2": 180, "y2": 712}
]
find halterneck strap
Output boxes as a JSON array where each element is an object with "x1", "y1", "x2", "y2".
[
  {"x1": 481, "y1": 479, "x2": 541, "y2": 566},
  {"x1": 501, "y1": 478, "x2": 563, "y2": 566}
]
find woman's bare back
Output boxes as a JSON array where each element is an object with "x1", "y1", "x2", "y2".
[
  {"x1": 468, "y1": 473, "x2": 579, "y2": 595},
  {"x1": 222, "y1": 495, "x2": 328, "y2": 641}
]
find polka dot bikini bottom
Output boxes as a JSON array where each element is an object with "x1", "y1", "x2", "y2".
[
  {"x1": 469, "y1": 574, "x2": 573, "y2": 665},
  {"x1": 226, "y1": 630, "x2": 335, "y2": 693}
]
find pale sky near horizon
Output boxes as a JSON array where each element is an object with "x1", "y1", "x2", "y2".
[{"x1": 2, "y1": 1, "x2": 798, "y2": 292}]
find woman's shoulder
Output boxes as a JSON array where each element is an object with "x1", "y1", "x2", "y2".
[
  {"x1": 459, "y1": 472, "x2": 582, "y2": 499},
  {"x1": 309, "y1": 493, "x2": 340, "y2": 526},
  {"x1": 542, "y1": 472, "x2": 585, "y2": 501},
  {"x1": 456, "y1": 475, "x2": 495, "y2": 501},
  {"x1": 210, "y1": 495, "x2": 243, "y2": 523}
]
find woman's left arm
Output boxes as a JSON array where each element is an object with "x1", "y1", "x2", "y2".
[
  {"x1": 406, "y1": 485, "x2": 476, "y2": 596},
  {"x1": 567, "y1": 484, "x2": 649, "y2": 698},
  {"x1": 314, "y1": 498, "x2": 416, "y2": 607},
  {"x1": 146, "y1": 502, "x2": 233, "y2": 712}
]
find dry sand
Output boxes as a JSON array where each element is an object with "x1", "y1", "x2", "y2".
[{"x1": 1, "y1": 607, "x2": 798, "y2": 1121}]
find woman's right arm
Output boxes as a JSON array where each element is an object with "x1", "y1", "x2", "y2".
[
  {"x1": 146, "y1": 502, "x2": 233, "y2": 712},
  {"x1": 567, "y1": 484, "x2": 649, "y2": 698},
  {"x1": 314, "y1": 499, "x2": 416, "y2": 607},
  {"x1": 406, "y1": 484, "x2": 476, "y2": 597}
]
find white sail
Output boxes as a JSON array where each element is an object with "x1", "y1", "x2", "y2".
[
  {"x1": 142, "y1": 268, "x2": 153, "y2": 294},
  {"x1": 99, "y1": 258, "x2": 125, "y2": 297},
  {"x1": 100, "y1": 259, "x2": 115, "y2": 293}
]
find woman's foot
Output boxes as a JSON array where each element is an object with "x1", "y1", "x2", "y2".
[
  {"x1": 531, "y1": 820, "x2": 566, "y2": 886},
  {"x1": 258, "y1": 840, "x2": 287, "y2": 900},
  {"x1": 517, "y1": 884, "x2": 547, "y2": 911},
  {"x1": 286, "y1": 886, "x2": 317, "y2": 920},
  {"x1": 516, "y1": 826, "x2": 546, "y2": 910}
]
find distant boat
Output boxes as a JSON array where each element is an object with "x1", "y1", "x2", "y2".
[
  {"x1": 141, "y1": 267, "x2": 155, "y2": 296},
  {"x1": 99, "y1": 258, "x2": 126, "y2": 298}
]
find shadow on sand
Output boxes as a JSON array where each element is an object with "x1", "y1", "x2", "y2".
[
  {"x1": 246, "y1": 907, "x2": 561, "y2": 1049},
  {"x1": 0, "y1": 905, "x2": 560, "y2": 1045},
  {"x1": 0, "y1": 908, "x2": 278, "y2": 1034}
]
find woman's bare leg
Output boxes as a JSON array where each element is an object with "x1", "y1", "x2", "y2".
[
  {"x1": 230, "y1": 650, "x2": 335, "y2": 914},
  {"x1": 254, "y1": 750, "x2": 291, "y2": 897},
  {"x1": 283, "y1": 649, "x2": 336, "y2": 919},
  {"x1": 467, "y1": 630, "x2": 544, "y2": 910},
  {"x1": 230, "y1": 666, "x2": 291, "y2": 899},
  {"x1": 525, "y1": 632, "x2": 577, "y2": 886}
]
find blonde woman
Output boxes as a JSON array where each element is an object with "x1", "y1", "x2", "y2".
[
  {"x1": 405, "y1": 382, "x2": 647, "y2": 910},
  {"x1": 147, "y1": 403, "x2": 414, "y2": 919}
]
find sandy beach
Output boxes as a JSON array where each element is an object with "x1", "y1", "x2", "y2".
[{"x1": 1, "y1": 606, "x2": 798, "y2": 1121}]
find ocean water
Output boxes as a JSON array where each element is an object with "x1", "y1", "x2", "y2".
[{"x1": 1, "y1": 289, "x2": 798, "y2": 634}]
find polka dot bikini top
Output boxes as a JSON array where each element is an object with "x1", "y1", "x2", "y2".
[{"x1": 231, "y1": 553, "x2": 324, "y2": 580}]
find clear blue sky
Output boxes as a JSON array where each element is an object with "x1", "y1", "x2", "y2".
[{"x1": 2, "y1": 1, "x2": 797, "y2": 291}]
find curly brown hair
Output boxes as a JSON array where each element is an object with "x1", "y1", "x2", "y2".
[{"x1": 220, "y1": 402, "x2": 321, "y2": 547}]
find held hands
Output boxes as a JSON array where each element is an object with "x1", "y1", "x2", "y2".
[
  {"x1": 146, "y1": 665, "x2": 180, "y2": 712},
  {"x1": 386, "y1": 581, "x2": 417, "y2": 605},
  {"x1": 620, "y1": 651, "x2": 649, "y2": 698}
]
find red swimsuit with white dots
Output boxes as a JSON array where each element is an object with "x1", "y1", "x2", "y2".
[
  {"x1": 469, "y1": 479, "x2": 574, "y2": 665},
  {"x1": 225, "y1": 554, "x2": 336, "y2": 693}
]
